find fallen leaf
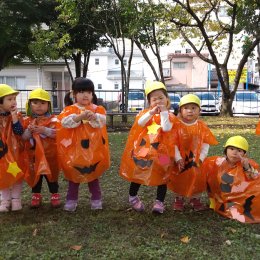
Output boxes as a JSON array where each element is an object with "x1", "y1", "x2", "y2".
[
  {"x1": 180, "y1": 236, "x2": 191, "y2": 243},
  {"x1": 225, "y1": 240, "x2": 232, "y2": 245},
  {"x1": 32, "y1": 228, "x2": 38, "y2": 236},
  {"x1": 161, "y1": 232, "x2": 167, "y2": 239},
  {"x1": 70, "y1": 245, "x2": 82, "y2": 251}
]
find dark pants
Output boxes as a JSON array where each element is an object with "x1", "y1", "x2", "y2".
[
  {"x1": 32, "y1": 175, "x2": 59, "y2": 194},
  {"x1": 66, "y1": 179, "x2": 101, "y2": 201},
  {"x1": 129, "y1": 182, "x2": 167, "y2": 202}
]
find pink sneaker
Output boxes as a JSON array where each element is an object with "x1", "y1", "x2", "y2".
[
  {"x1": 64, "y1": 200, "x2": 78, "y2": 212},
  {"x1": 129, "y1": 196, "x2": 144, "y2": 212},
  {"x1": 12, "y1": 198, "x2": 22, "y2": 211},
  {"x1": 152, "y1": 200, "x2": 165, "y2": 214},
  {"x1": 173, "y1": 197, "x2": 185, "y2": 211},
  {"x1": 91, "y1": 199, "x2": 102, "y2": 210},
  {"x1": 0, "y1": 200, "x2": 11, "y2": 212}
]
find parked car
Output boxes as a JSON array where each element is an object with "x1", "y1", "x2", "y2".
[
  {"x1": 195, "y1": 92, "x2": 220, "y2": 115},
  {"x1": 232, "y1": 91, "x2": 260, "y2": 115},
  {"x1": 119, "y1": 90, "x2": 145, "y2": 112},
  {"x1": 168, "y1": 93, "x2": 181, "y2": 115}
]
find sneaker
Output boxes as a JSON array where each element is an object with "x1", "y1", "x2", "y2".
[
  {"x1": 11, "y1": 198, "x2": 22, "y2": 211},
  {"x1": 0, "y1": 200, "x2": 11, "y2": 212},
  {"x1": 173, "y1": 197, "x2": 184, "y2": 211},
  {"x1": 190, "y1": 198, "x2": 208, "y2": 211},
  {"x1": 129, "y1": 196, "x2": 144, "y2": 212},
  {"x1": 50, "y1": 193, "x2": 61, "y2": 208},
  {"x1": 64, "y1": 200, "x2": 78, "y2": 212},
  {"x1": 31, "y1": 193, "x2": 42, "y2": 208},
  {"x1": 152, "y1": 200, "x2": 165, "y2": 214},
  {"x1": 91, "y1": 199, "x2": 103, "y2": 210}
]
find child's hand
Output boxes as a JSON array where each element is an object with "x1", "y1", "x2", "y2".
[
  {"x1": 157, "y1": 104, "x2": 167, "y2": 112},
  {"x1": 31, "y1": 125, "x2": 46, "y2": 134},
  {"x1": 239, "y1": 154, "x2": 250, "y2": 170},
  {"x1": 177, "y1": 159, "x2": 185, "y2": 172},
  {"x1": 81, "y1": 110, "x2": 97, "y2": 121},
  {"x1": 149, "y1": 105, "x2": 160, "y2": 115},
  {"x1": 10, "y1": 106, "x2": 18, "y2": 122}
]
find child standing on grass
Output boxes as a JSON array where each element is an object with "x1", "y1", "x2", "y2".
[
  {"x1": 168, "y1": 94, "x2": 218, "y2": 211},
  {"x1": 0, "y1": 84, "x2": 25, "y2": 212},
  {"x1": 120, "y1": 81, "x2": 176, "y2": 214},
  {"x1": 203, "y1": 136, "x2": 260, "y2": 223},
  {"x1": 57, "y1": 77, "x2": 110, "y2": 212},
  {"x1": 22, "y1": 88, "x2": 60, "y2": 208}
]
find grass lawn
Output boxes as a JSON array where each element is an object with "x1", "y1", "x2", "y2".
[{"x1": 1, "y1": 117, "x2": 260, "y2": 259}]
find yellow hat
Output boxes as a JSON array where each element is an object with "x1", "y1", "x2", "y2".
[
  {"x1": 26, "y1": 88, "x2": 52, "y2": 115},
  {"x1": 224, "y1": 136, "x2": 249, "y2": 152},
  {"x1": 29, "y1": 88, "x2": 51, "y2": 101},
  {"x1": 145, "y1": 80, "x2": 167, "y2": 96},
  {"x1": 179, "y1": 94, "x2": 200, "y2": 107},
  {"x1": 0, "y1": 84, "x2": 19, "y2": 98}
]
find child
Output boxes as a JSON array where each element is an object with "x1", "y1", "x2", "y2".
[
  {"x1": 22, "y1": 88, "x2": 60, "y2": 208},
  {"x1": 0, "y1": 84, "x2": 25, "y2": 212},
  {"x1": 203, "y1": 136, "x2": 260, "y2": 223},
  {"x1": 120, "y1": 81, "x2": 176, "y2": 214},
  {"x1": 168, "y1": 94, "x2": 218, "y2": 211},
  {"x1": 57, "y1": 77, "x2": 110, "y2": 212}
]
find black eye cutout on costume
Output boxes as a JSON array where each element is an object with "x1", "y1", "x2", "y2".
[{"x1": 81, "y1": 139, "x2": 90, "y2": 149}]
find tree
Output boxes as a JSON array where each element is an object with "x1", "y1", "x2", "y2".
[
  {"x1": 0, "y1": 0, "x2": 57, "y2": 71},
  {"x1": 167, "y1": 0, "x2": 260, "y2": 116},
  {"x1": 29, "y1": 0, "x2": 106, "y2": 80}
]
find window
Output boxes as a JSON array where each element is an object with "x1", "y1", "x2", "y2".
[
  {"x1": 114, "y1": 83, "x2": 119, "y2": 90},
  {"x1": 175, "y1": 50, "x2": 181, "y2": 54},
  {"x1": 0, "y1": 76, "x2": 26, "y2": 90},
  {"x1": 95, "y1": 58, "x2": 99, "y2": 65},
  {"x1": 115, "y1": 59, "x2": 119, "y2": 65},
  {"x1": 173, "y1": 62, "x2": 186, "y2": 69},
  {"x1": 97, "y1": 84, "x2": 102, "y2": 89},
  {"x1": 123, "y1": 59, "x2": 127, "y2": 66},
  {"x1": 186, "y1": 49, "x2": 191, "y2": 53}
]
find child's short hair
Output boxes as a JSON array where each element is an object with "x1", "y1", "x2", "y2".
[{"x1": 0, "y1": 97, "x2": 3, "y2": 104}]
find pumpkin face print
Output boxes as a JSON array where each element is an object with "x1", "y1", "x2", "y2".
[
  {"x1": 57, "y1": 104, "x2": 110, "y2": 184},
  {"x1": 181, "y1": 151, "x2": 198, "y2": 173},
  {"x1": 0, "y1": 138, "x2": 8, "y2": 159}
]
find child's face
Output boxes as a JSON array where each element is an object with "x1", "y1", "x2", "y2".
[
  {"x1": 0, "y1": 94, "x2": 17, "y2": 112},
  {"x1": 75, "y1": 90, "x2": 93, "y2": 106},
  {"x1": 180, "y1": 103, "x2": 200, "y2": 123},
  {"x1": 30, "y1": 99, "x2": 49, "y2": 116},
  {"x1": 226, "y1": 146, "x2": 246, "y2": 164},
  {"x1": 149, "y1": 89, "x2": 168, "y2": 108}
]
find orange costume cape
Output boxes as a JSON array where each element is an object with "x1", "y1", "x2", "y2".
[
  {"x1": 203, "y1": 156, "x2": 260, "y2": 223},
  {"x1": 120, "y1": 109, "x2": 177, "y2": 186},
  {"x1": 167, "y1": 119, "x2": 218, "y2": 197},
  {"x1": 23, "y1": 115, "x2": 60, "y2": 187},
  {"x1": 57, "y1": 104, "x2": 110, "y2": 183},
  {"x1": 0, "y1": 113, "x2": 25, "y2": 189}
]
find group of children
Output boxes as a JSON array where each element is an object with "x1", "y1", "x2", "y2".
[{"x1": 1, "y1": 79, "x2": 260, "y2": 223}]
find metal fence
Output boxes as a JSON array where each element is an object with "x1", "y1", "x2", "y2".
[{"x1": 15, "y1": 89, "x2": 260, "y2": 116}]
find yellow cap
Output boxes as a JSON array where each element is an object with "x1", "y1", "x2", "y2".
[
  {"x1": 0, "y1": 84, "x2": 19, "y2": 98},
  {"x1": 145, "y1": 80, "x2": 167, "y2": 96},
  {"x1": 179, "y1": 94, "x2": 200, "y2": 107},
  {"x1": 29, "y1": 88, "x2": 51, "y2": 101},
  {"x1": 224, "y1": 135, "x2": 249, "y2": 152},
  {"x1": 26, "y1": 88, "x2": 52, "y2": 115}
]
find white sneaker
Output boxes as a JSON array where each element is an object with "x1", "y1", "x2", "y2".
[
  {"x1": 12, "y1": 198, "x2": 22, "y2": 211},
  {"x1": 91, "y1": 199, "x2": 103, "y2": 210},
  {"x1": 0, "y1": 200, "x2": 11, "y2": 212}
]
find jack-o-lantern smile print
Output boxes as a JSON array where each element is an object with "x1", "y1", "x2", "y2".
[
  {"x1": 57, "y1": 104, "x2": 110, "y2": 183},
  {"x1": 120, "y1": 109, "x2": 176, "y2": 186}
]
